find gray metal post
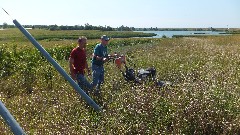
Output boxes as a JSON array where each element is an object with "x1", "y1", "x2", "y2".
[
  {"x1": 0, "y1": 100, "x2": 26, "y2": 135},
  {"x1": 13, "y1": 19, "x2": 101, "y2": 112}
]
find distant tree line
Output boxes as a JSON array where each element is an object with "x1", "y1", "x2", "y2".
[
  {"x1": 0, "y1": 22, "x2": 138, "y2": 31},
  {"x1": 1, "y1": 22, "x2": 239, "y2": 32}
]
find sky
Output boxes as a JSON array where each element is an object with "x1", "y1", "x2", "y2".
[{"x1": 0, "y1": 0, "x2": 240, "y2": 28}]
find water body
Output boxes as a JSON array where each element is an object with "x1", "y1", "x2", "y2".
[{"x1": 137, "y1": 31, "x2": 229, "y2": 38}]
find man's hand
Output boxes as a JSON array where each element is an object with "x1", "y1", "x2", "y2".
[{"x1": 103, "y1": 57, "x2": 108, "y2": 63}]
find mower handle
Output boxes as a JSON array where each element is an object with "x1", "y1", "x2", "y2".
[{"x1": 108, "y1": 54, "x2": 125, "y2": 60}]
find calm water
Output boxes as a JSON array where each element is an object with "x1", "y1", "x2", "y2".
[{"x1": 137, "y1": 31, "x2": 229, "y2": 38}]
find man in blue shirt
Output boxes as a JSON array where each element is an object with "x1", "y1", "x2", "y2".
[{"x1": 91, "y1": 35, "x2": 110, "y2": 96}]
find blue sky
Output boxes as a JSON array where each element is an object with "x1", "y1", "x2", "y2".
[{"x1": 1, "y1": 0, "x2": 239, "y2": 28}]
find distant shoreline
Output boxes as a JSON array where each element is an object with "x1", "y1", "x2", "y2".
[{"x1": 134, "y1": 28, "x2": 240, "y2": 31}]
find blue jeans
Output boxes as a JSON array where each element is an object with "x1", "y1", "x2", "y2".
[
  {"x1": 91, "y1": 64, "x2": 104, "y2": 90},
  {"x1": 76, "y1": 74, "x2": 92, "y2": 94}
]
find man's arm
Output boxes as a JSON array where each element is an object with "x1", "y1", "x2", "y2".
[
  {"x1": 69, "y1": 57, "x2": 76, "y2": 80},
  {"x1": 93, "y1": 46, "x2": 103, "y2": 61},
  {"x1": 85, "y1": 61, "x2": 91, "y2": 75},
  {"x1": 93, "y1": 54, "x2": 108, "y2": 62}
]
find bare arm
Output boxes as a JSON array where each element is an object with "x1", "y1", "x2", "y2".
[
  {"x1": 69, "y1": 57, "x2": 76, "y2": 80},
  {"x1": 85, "y1": 62, "x2": 91, "y2": 75},
  {"x1": 94, "y1": 54, "x2": 104, "y2": 61}
]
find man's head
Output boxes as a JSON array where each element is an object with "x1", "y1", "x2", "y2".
[
  {"x1": 101, "y1": 35, "x2": 110, "y2": 46},
  {"x1": 78, "y1": 36, "x2": 87, "y2": 48}
]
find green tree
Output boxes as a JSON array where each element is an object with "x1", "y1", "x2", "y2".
[{"x1": 3, "y1": 22, "x2": 8, "y2": 29}]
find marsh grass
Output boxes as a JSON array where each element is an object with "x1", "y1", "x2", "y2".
[{"x1": 0, "y1": 35, "x2": 240, "y2": 134}]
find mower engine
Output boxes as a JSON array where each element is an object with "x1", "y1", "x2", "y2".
[{"x1": 137, "y1": 67, "x2": 156, "y2": 81}]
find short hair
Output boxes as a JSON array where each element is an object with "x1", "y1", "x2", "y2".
[{"x1": 78, "y1": 36, "x2": 87, "y2": 42}]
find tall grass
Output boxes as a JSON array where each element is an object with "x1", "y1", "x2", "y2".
[{"x1": 0, "y1": 35, "x2": 240, "y2": 134}]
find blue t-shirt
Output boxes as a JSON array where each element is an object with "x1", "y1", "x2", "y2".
[{"x1": 91, "y1": 44, "x2": 108, "y2": 66}]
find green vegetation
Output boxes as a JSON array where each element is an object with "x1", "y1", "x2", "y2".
[
  {"x1": 0, "y1": 29, "x2": 156, "y2": 43},
  {"x1": 0, "y1": 29, "x2": 240, "y2": 134}
]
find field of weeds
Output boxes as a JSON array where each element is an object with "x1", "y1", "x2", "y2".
[{"x1": 0, "y1": 32, "x2": 240, "y2": 134}]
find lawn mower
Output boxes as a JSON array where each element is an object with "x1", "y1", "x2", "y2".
[{"x1": 108, "y1": 53, "x2": 172, "y2": 87}]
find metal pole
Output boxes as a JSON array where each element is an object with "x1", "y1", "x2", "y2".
[
  {"x1": 13, "y1": 19, "x2": 101, "y2": 112},
  {"x1": 0, "y1": 100, "x2": 26, "y2": 135}
]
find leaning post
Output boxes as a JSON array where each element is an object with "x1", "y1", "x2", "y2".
[{"x1": 0, "y1": 100, "x2": 26, "y2": 134}]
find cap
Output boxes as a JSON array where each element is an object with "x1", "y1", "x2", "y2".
[{"x1": 101, "y1": 35, "x2": 110, "y2": 41}]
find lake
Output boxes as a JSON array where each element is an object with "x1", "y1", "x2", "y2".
[{"x1": 137, "y1": 31, "x2": 229, "y2": 38}]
